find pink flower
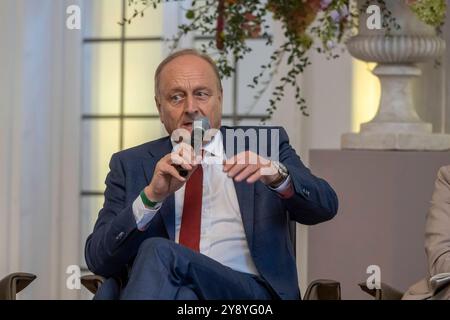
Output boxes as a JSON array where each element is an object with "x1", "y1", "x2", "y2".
[
  {"x1": 326, "y1": 40, "x2": 336, "y2": 49},
  {"x1": 329, "y1": 9, "x2": 340, "y2": 22},
  {"x1": 339, "y1": 5, "x2": 349, "y2": 18},
  {"x1": 321, "y1": 0, "x2": 333, "y2": 9},
  {"x1": 329, "y1": 4, "x2": 349, "y2": 22}
]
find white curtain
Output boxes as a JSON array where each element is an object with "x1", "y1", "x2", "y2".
[{"x1": 0, "y1": 0, "x2": 82, "y2": 299}]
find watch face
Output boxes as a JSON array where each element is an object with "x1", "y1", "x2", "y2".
[
  {"x1": 275, "y1": 161, "x2": 288, "y2": 176},
  {"x1": 279, "y1": 162, "x2": 288, "y2": 174}
]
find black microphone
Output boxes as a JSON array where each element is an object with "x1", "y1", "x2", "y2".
[{"x1": 178, "y1": 117, "x2": 210, "y2": 177}]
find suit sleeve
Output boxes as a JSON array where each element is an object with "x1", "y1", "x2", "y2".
[
  {"x1": 425, "y1": 166, "x2": 450, "y2": 276},
  {"x1": 276, "y1": 127, "x2": 339, "y2": 225},
  {"x1": 84, "y1": 153, "x2": 147, "y2": 278}
]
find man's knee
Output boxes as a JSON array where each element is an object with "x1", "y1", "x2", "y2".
[
  {"x1": 138, "y1": 237, "x2": 173, "y2": 254},
  {"x1": 136, "y1": 237, "x2": 177, "y2": 264},
  {"x1": 134, "y1": 237, "x2": 192, "y2": 280}
]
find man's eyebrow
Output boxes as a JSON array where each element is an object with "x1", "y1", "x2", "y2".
[
  {"x1": 167, "y1": 87, "x2": 185, "y2": 93},
  {"x1": 193, "y1": 86, "x2": 213, "y2": 92},
  {"x1": 166, "y1": 86, "x2": 213, "y2": 93}
]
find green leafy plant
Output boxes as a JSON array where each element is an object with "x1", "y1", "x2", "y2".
[
  {"x1": 407, "y1": 0, "x2": 446, "y2": 27},
  {"x1": 120, "y1": 0, "x2": 446, "y2": 120}
]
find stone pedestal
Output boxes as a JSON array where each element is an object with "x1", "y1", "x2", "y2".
[
  {"x1": 342, "y1": 0, "x2": 449, "y2": 150},
  {"x1": 342, "y1": 133, "x2": 450, "y2": 150}
]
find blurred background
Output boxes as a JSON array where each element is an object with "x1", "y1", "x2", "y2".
[{"x1": 0, "y1": 0, "x2": 449, "y2": 299}]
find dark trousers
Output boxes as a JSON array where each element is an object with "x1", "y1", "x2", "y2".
[{"x1": 119, "y1": 237, "x2": 275, "y2": 300}]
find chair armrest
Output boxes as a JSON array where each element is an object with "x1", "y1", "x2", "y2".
[
  {"x1": 358, "y1": 282, "x2": 403, "y2": 300},
  {"x1": 80, "y1": 274, "x2": 105, "y2": 295},
  {"x1": 304, "y1": 279, "x2": 341, "y2": 300},
  {"x1": 0, "y1": 273, "x2": 37, "y2": 300}
]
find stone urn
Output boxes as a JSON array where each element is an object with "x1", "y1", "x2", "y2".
[{"x1": 341, "y1": 0, "x2": 450, "y2": 150}]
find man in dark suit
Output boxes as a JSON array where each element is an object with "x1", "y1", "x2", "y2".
[{"x1": 85, "y1": 49, "x2": 338, "y2": 300}]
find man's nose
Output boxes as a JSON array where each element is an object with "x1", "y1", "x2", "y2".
[{"x1": 184, "y1": 95, "x2": 199, "y2": 115}]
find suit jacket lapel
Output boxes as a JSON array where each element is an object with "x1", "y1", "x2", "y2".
[
  {"x1": 142, "y1": 137, "x2": 175, "y2": 241},
  {"x1": 233, "y1": 180, "x2": 255, "y2": 252},
  {"x1": 142, "y1": 137, "x2": 172, "y2": 183},
  {"x1": 221, "y1": 126, "x2": 256, "y2": 252},
  {"x1": 158, "y1": 195, "x2": 175, "y2": 241}
]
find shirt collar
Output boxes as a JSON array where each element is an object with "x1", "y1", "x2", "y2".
[
  {"x1": 170, "y1": 128, "x2": 224, "y2": 160},
  {"x1": 203, "y1": 129, "x2": 224, "y2": 159}
]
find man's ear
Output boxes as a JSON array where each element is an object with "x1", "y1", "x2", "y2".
[
  {"x1": 155, "y1": 95, "x2": 161, "y2": 112},
  {"x1": 155, "y1": 95, "x2": 163, "y2": 123}
]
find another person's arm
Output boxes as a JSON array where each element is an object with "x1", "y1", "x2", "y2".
[{"x1": 425, "y1": 165, "x2": 450, "y2": 276}]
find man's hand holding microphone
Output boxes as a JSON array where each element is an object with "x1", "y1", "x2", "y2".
[
  {"x1": 143, "y1": 142, "x2": 200, "y2": 203},
  {"x1": 143, "y1": 116, "x2": 209, "y2": 204}
]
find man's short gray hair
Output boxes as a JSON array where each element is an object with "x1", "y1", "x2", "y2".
[{"x1": 154, "y1": 49, "x2": 223, "y2": 97}]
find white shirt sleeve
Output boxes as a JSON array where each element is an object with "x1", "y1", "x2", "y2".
[
  {"x1": 132, "y1": 194, "x2": 162, "y2": 231},
  {"x1": 269, "y1": 175, "x2": 291, "y2": 193}
]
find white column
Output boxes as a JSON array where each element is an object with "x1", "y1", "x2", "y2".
[{"x1": 0, "y1": 0, "x2": 82, "y2": 299}]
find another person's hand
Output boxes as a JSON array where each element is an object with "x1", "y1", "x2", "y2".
[
  {"x1": 144, "y1": 143, "x2": 199, "y2": 202},
  {"x1": 223, "y1": 151, "x2": 282, "y2": 186}
]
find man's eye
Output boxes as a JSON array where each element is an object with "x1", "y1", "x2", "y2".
[
  {"x1": 196, "y1": 92, "x2": 209, "y2": 98},
  {"x1": 171, "y1": 95, "x2": 183, "y2": 103}
]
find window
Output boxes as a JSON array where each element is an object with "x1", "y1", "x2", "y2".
[{"x1": 80, "y1": 0, "x2": 165, "y2": 270}]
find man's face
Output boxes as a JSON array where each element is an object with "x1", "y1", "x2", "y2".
[{"x1": 155, "y1": 54, "x2": 223, "y2": 135}]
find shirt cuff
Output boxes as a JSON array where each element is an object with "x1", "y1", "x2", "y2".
[
  {"x1": 132, "y1": 194, "x2": 162, "y2": 231},
  {"x1": 269, "y1": 175, "x2": 295, "y2": 199}
]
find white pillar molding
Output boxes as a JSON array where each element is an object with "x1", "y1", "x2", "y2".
[{"x1": 0, "y1": 0, "x2": 82, "y2": 299}]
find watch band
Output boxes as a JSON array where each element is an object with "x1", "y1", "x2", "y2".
[{"x1": 270, "y1": 174, "x2": 288, "y2": 188}]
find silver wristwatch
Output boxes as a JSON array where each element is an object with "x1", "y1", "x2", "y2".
[{"x1": 270, "y1": 161, "x2": 289, "y2": 187}]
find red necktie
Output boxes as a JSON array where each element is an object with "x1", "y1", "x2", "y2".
[{"x1": 179, "y1": 165, "x2": 203, "y2": 251}]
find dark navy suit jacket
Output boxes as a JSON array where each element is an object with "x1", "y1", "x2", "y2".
[{"x1": 85, "y1": 126, "x2": 338, "y2": 299}]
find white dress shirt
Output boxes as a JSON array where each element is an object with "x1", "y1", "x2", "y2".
[{"x1": 132, "y1": 131, "x2": 291, "y2": 275}]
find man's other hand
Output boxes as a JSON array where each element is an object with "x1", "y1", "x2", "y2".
[{"x1": 223, "y1": 151, "x2": 280, "y2": 186}]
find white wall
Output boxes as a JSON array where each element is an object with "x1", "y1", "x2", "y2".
[{"x1": 270, "y1": 21, "x2": 354, "y2": 296}]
